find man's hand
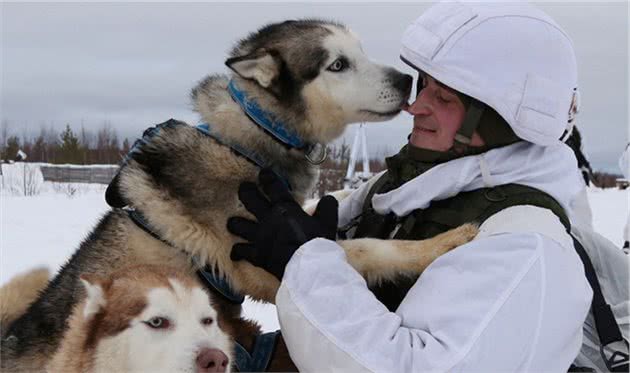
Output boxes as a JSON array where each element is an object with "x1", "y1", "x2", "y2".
[{"x1": 227, "y1": 168, "x2": 339, "y2": 280}]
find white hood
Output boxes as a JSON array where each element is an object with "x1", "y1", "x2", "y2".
[{"x1": 370, "y1": 141, "x2": 583, "y2": 223}]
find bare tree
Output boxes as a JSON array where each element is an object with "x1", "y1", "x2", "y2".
[
  {"x1": 22, "y1": 163, "x2": 42, "y2": 196},
  {"x1": 96, "y1": 121, "x2": 114, "y2": 163},
  {"x1": 1, "y1": 119, "x2": 10, "y2": 160},
  {"x1": 80, "y1": 124, "x2": 94, "y2": 149}
]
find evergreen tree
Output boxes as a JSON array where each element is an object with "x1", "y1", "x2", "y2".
[
  {"x1": 4, "y1": 136, "x2": 20, "y2": 161},
  {"x1": 32, "y1": 135, "x2": 46, "y2": 162},
  {"x1": 59, "y1": 124, "x2": 82, "y2": 164}
]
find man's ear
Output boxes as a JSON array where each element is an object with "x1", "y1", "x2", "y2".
[{"x1": 225, "y1": 50, "x2": 281, "y2": 88}]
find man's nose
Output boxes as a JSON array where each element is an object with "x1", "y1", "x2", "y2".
[{"x1": 405, "y1": 91, "x2": 431, "y2": 116}]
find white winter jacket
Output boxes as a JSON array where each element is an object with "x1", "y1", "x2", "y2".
[{"x1": 276, "y1": 142, "x2": 593, "y2": 372}]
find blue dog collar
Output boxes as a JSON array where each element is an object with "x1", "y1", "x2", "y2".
[{"x1": 228, "y1": 79, "x2": 307, "y2": 149}]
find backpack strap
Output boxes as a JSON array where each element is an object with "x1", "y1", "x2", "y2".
[
  {"x1": 404, "y1": 184, "x2": 571, "y2": 238},
  {"x1": 571, "y1": 235, "x2": 629, "y2": 372},
  {"x1": 477, "y1": 184, "x2": 571, "y2": 230},
  {"x1": 351, "y1": 172, "x2": 398, "y2": 239}
]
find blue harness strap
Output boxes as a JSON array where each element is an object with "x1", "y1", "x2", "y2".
[
  {"x1": 195, "y1": 123, "x2": 291, "y2": 190},
  {"x1": 197, "y1": 266, "x2": 245, "y2": 305},
  {"x1": 234, "y1": 330, "x2": 280, "y2": 372}
]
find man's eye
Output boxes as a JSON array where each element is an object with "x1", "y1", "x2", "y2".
[
  {"x1": 437, "y1": 95, "x2": 451, "y2": 104},
  {"x1": 143, "y1": 316, "x2": 171, "y2": 329},
  {"x1": 327, "y1": 58, "x2": 348, "y2": 72}
]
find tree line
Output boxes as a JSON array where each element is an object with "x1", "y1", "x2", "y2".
[
  {"x1": 1, "y1": 121, "x2": 131, "y2": 165},
  {"x1": 0, "y1": 120, "x2": 389, "y2": 174},
  {"x1": 1, "y1": 120, "x2": 619, "y2": 188}
]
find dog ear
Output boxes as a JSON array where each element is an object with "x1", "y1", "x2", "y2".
[
  {"x1": 105, "y1": 173, "x2": 127, "y2": 208},
  {"x1": 80, "y1": 275, "x2": 107, "y2": 320},
  {"x1": 225, "y1": 49, "x2": 281, "y2": 88}
]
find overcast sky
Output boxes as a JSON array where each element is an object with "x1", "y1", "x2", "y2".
[{"x1": 1, "y1": 2, "x2": 628, "y2": 171}]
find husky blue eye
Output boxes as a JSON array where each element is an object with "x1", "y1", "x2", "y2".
[
  {"x1": 327, "y1": 58, "x2": 348, "y2": 72},
  {"x1": 144, "y1": 316, "x2": 170, "y2": 329}
]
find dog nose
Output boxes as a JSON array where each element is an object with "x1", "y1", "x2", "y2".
[
  {"x1": 395, "y1": 74, "x2": 413, "y2": 97},
  {"x1": 386, "y1": 68, "x2": 413, "y2": 97},
  {"x1": 196, "y1": 348, "x2": 229, "y2": 373}
]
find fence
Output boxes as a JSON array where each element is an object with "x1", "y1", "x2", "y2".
[
  {"x1": 40, "y1": 165, "x2": 119, "y2": 184},
  {"x1": 32, "y1": 164, "x2": 372, "y2": 192}
]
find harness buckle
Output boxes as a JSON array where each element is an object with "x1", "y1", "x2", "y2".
[
  {"x1": 484, "y1": 187, "x2": 507, "y2": 202},
  {"x1": 337, "y1": 212, "x2": 365, "y2": 239},
  {"x1": 305, "y1": 143, "x2": 328, "y2": 165},
  {"x1": 600, "y1": 339, "x2": 629, "y2": 372}
]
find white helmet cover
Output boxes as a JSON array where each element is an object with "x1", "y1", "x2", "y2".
[{"x1": 401, "y1": 1, "x2": 579, "y2": 146}]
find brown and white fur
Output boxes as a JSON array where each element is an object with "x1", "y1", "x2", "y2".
[
  {"x1": 0, "y1": 268, "x2": 50, "y2": 329},
  {"x1": 47, "y1": 265, "x2": 233, "y2": 373},
  {"x1": 1, "y1": 19, "x2": 477, "y2": 372}
]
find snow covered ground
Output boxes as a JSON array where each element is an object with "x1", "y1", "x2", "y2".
[{"x1": 1, "y1": 163, "x2": 628, "y2": 332}]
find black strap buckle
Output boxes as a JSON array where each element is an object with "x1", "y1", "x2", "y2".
[
  {"x1": 484, "y1": 187, "x2": 507, "y2": 202},
  {"x1": 601, "y1": 339, "x2": 629, "y2": 372},
  {"x1": 337, "y1": 212, "x2": 365, "y2": 240}
]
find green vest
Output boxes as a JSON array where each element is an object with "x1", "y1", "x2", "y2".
[{"x1": 352, "y1": 172, "x2": 570, "y2": 311}]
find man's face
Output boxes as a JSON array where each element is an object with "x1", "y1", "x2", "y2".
[{"x1": 405, "y1": 74, "x2": 484, "y2": 151}]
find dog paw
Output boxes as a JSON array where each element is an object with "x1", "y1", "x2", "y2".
[{"x1": 447, "y1": 223, "x2": 479, "y2": 247}]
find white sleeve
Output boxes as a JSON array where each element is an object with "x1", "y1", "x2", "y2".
[{"x1": 276, "y1": 207, "x2": 592, "y2": 372}]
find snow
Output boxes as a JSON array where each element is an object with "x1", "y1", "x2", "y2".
[{"x1": 1, "y1": 163, "x2": 628, "y2": 332}]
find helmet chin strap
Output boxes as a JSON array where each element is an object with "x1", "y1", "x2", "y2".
[{"x1": 452, "y1": 98, "x2": 486, "y2": 152}]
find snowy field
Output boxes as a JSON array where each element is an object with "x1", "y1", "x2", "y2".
[{"x1": 1, "y1": 163, "x2": 628, "y2": 331}]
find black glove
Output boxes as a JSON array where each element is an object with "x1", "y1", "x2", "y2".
[{"x1": 227, "y1": 168, "x2": 338, "y2": 280}]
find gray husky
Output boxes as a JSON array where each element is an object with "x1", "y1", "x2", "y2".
[{"x1": 1, "y1": 20, "x2": 477, "y2": 372}]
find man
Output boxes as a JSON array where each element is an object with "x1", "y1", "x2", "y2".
[{"x1": 228, "y1": 2, "x2": 593, "y2": 371}]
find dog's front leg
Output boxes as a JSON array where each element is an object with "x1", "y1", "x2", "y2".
[{"x1": 338, "y1": 223, "x2": 478, "y2": 285}]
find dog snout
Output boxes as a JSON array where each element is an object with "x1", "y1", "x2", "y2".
[{"x1": 196, "y1": 348, "x2": 229, "y2": 373}]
